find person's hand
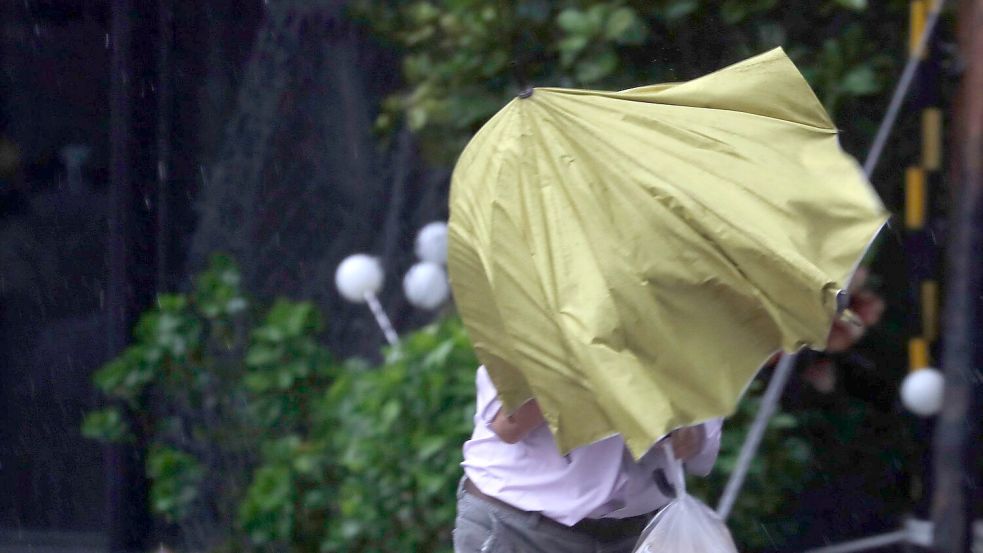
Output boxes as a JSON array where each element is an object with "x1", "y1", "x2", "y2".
[
  {"x1": 669, "y1": 425, "x2": 705, "y2": 461},
  {"x1": 826, "y1": 268, "x2": 885, "y2": 353},
  {"x1": 490, "y1": 399, "x2": 545, "y2": 444}
]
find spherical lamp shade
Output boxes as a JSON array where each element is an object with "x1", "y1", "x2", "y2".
[
  {"x1": 900, "y1": 368, "x2": 945, "y2": 417},
  {"x1": 335, "y1": 254, "x2": 384, "y2": 303},
  {"x1": 403, "y1": 262, "x2": 450, "y2": 310},
  {"x1": 415, "y1": 222, "x2": 448, "y2": 264}
]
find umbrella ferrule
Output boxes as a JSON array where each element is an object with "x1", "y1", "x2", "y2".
[{"x1": 836, "y1": 289, "x2": 850, "y2": 313}]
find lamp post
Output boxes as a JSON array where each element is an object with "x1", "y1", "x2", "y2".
[
  {"x1": 335, "y1": 221, "x2": 451, "y2": 346},
  {"x1": 335, "y1": 254, "x2": 399, "y2": 346}
]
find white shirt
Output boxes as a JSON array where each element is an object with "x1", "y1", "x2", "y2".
[{"x1": 462, "y1": 366, "x2": 723, "y2": 526}]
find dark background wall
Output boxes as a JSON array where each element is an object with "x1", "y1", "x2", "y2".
[
  {"x1": 0, "y1": 2, "x2": 445, "y2": 547},
  {"x1": 0, "y1": 0, "x2": 261, "y2": 544},
  {"x1": 1, "y1": 0, "x2": 114, "y2": 534}
]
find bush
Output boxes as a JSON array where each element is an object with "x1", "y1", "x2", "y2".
[
  {"x1": 237, "y1": 318, "x2": 478, "y2": 553},
  {"x1": 82, "y1": 255, "x2": 337, "y2": 551},
  {"x1": 320, "y1": 319, "x2": 477, "y2": 552}
]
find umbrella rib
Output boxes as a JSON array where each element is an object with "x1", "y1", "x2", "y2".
[{"x1": 537, "y1": 87, "x2": 839, "y2": 133}]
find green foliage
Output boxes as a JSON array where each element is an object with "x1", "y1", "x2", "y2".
[
  {"x1": 81, "y1": 255, "x2": 335, "y2": 550},
  {"x1": 321, "y1": 319, "x2": 477, "y2": 552},
  {"x1": 238, "y1": 434, "x2": 329, "y2": 548},
  {"x1": 351, "y1": 0, "x2": 908, "y2": 163},
  {"x1": 82, "y1": 256, "x2": 479, "y2": 552},
  {"x1": 147, "y1": 446, "x2": 206, "y2": 522},
  {"x1": 80, "y1": 407, "x2": 132, "y2": 443},
  {"x1": 245, "y1": 300, "x2": 334, "y2": 428}
]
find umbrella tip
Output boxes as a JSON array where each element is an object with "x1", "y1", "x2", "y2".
[
  {"x1": 518, "y1": 87, "x2": 534, "y2": 99},
  {"x1": 836, "y1": 289, "x2": 850, "y2": 313}
]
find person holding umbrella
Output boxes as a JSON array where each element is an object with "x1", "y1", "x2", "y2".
[
  {"x1": 454, "y1": 368, "x2": 722, "y2": 552},
  {"x1": 447, "y1": 48, "x2": 888, "y2": 553}
]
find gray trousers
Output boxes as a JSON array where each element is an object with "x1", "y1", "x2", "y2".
[{"x1": 453, "y1": 480, "x2": 640, "y2": 553}]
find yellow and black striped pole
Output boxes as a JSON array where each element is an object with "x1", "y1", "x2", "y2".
[
  {"x1": 905, "y1": 0, "x2": 944, "y2": 519},
  {"x1": 905, "y1": 0, "x2": 942, "y2": 374}
]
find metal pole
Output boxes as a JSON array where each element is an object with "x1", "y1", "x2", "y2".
[
  {"x1": 365, "y1": 292, "x2": 400, "y2": 346},
  {"x1": 932, "y1": 1, "x2": 983, "y2": 551},
  {"x1": 801, "y1": 530, "x2": 909, "y2": 553},
  {"x1": 863, "y1": 0, "x2": 948, "y2": 178},
  {"x1": 716, "y1": 352, "x2": 798, "y2": 520}
]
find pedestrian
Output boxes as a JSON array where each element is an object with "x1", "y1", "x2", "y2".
[{"x1": 453, "y1": 364, "x2": 723, "y2": 553}]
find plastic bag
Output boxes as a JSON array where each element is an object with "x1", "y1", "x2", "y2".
[{"x1": 633, "y1": 444, "x2": 738, "y2": 553}]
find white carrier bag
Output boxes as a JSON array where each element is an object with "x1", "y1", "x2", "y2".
[{"x1": 633, "y1": 444, "x2": 739, "y2": 553}]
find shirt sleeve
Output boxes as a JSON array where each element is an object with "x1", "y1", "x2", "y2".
[
  {"x1": 684, "y1": 418, "x2": 724, "y2": 477},
  {"x1": 475, "y1": 366, "x2": 503, "y2": 426}
]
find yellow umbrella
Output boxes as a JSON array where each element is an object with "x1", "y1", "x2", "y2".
[{"x1": 447, "y1": 48, "x2": 887, "y2": 459}]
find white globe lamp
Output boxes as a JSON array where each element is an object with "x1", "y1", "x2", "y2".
[
  {"x1": 900, "y1": 368, "x2": 945, "y2": 417},
  {"x1": 335, "y1": 254, "x2": 383, "y2": 303},
  {"x1": 403, "y1": 262, "x2": 450, "y2": 310},
  {"x1": 335, "y1": 254, "x2": 399, "y2": 346},
  {"x1": 415, "y1": 222, "x2": 448, "y2": 265}
]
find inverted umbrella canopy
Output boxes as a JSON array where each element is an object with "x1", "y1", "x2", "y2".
[{"x1": 447, "y1": 48, "x2": 888, "y2": 459}]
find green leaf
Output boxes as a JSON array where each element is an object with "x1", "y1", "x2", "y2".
[
  {"x1": 380, "y1": 400, "x2": 402, "y2": 426},
  {"x1": 94, "y1": 348, "x2": 154, "y2": 400},
  {"x1": 81, "y1": 408, "x2": 131, "y2": 443},
  {"x1": 156, "y1": 294, "x2": 188, "y2": 312},
  {"x1": 422, "y1": 340, "x2": 455, "y2": 369},
  {"x1": 304, "y1": 489, "x2": 330, "y2": 509},
  {"x1": 770, "y1": 413, "x2": 798, "y2": 429},
  {"x1": 416, "y1": 436, "x2": 447, "y2": 460},
  {"x1": 558, "y1": 35, "x2": 590, "y2": 67},
  {"x1": 447, "y1": 90, "x2": 502, "y2": 127},
  {"x1": 246, "y1": 344, "x2": 283, "y2": 367},
  {"x1": 839, "y1": 65, "x2": 880, "y2": 95},
  {"x1": 556, "y1": 8, "x2": 600, "y2": 36},
  {"x1": 146, "y1": 446, "x2": 203, "y2": 522},
  {"x1": 575, "y1": 49, "x2": 619, "y2": 83},
  {"x1": 226, "y1": 297, "x2": 248, "y2": 314},
  {"x1": 605, "y1": 7, "x2": 647, "y2": 44},
  {"x1": 293, "y1": 452, "x2": 320, "y2": 475},
  {"x1": 244, "y1": 372, "x2": 273, "y2": 392},
  {"x1": 265, "y1": 300, "x2": 320, "y2": 337},
  {"x1": 407, "y1": 105, "x2": 429, "y2": 131},
  {"x1": 663, "y1": 0, "x2": 699, "y2": 22},
  {"x1": 252, "y1": 325, "x2": 284, "y2": 342},
  {"x1": 720, "y1": 0, "x2": 749, "y2": 24},
  {"x1": 409, "y1": 1, "x2": 440, "y2": 23},
  {"x1": 276, "y1": 370, "x2": 295, "y2": 389},
  {"x1": 721, "y1": 0, "x2": 777, "y2": 24},
  {"x1": 833, "y1": 0, "x2": 867, "y2": 10}
]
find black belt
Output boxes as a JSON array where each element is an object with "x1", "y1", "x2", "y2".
[{"x1": 463, "y1": 478, "x2": 653, "y2": 543}]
